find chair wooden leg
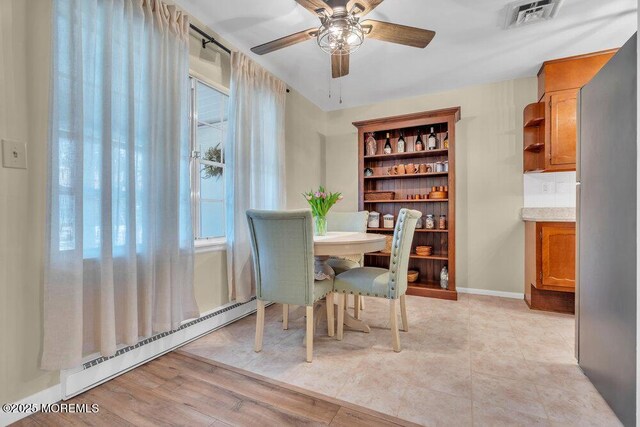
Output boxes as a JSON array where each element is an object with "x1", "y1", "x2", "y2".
[
  {"x1": 354, "y1": 294, "x2": 361, "y2": 319},
  {"x1": 337, "y1": 293, "x2": 345, "y2": 340},
  {"x1": 326, "y1": 293, "x2": 335, "y2": 337},
  {"x1": 255, "y1": 300, "x2": 265, "y2": 352},
  {"x1": 360, "y1": 296, "x2": 365, "y2": 311},
  {"x1": 306, "y1": 306, "x2": 314, "y2": 363},
  {"x1": 390, "y1": 299, "x2": 401, "y2": 352},
  {"x1": 282, "y1": 304, "x2": 289, "y2": 330},
  {"x1": 400, "y1": 294, "x2": 408, "y2": 332}
]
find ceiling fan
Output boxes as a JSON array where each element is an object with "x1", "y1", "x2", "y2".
[{"x1": 250, "y1": 0, "x2": 436, "y2": 78}]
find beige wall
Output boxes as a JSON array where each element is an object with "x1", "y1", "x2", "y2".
[
  {"x1": 0, "y1": 0, "x2": 59, "y2": 405},
  {"x1": 285, "y1": 90, "x2": 328, "y2": 209},
  {"x1": 324, "y1": 78, "x2": 537, "y2": 293}
]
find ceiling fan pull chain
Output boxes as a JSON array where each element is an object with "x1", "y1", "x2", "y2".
[{"x1": 339, "y1": 81, "x2": 343, "y2": 104}]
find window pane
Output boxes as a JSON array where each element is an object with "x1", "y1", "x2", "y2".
[
  {"x1": 200, "y1": 163, "x2": 224, "y2": 200},
  {"x1": 196, "y1": 81, "x2": 227, "y2": 126},
  {"x1": 191, "y1": 77, "x2": 228, "y2": 240},
  {"x1": 197, "y1": 127, "x2": 223, "y2": 163},
  {"x1": 201, "y1": 200, "x2": 225, "y2": 239}
]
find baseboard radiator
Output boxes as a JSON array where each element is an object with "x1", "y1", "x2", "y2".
[{"x1": 61, "y1": 297, "x2": 258, "y2": 399}]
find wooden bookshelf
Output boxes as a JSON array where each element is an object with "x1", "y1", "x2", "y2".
[
  {"x1": 367, "y1": 228, "x2": 448, "y2": 233},
  {"x1": 363, "y1": 199, "x2": 448, "y2": 204},
  {"x1": 354, "y1": 107, "x2": 460, "y2": 301}
]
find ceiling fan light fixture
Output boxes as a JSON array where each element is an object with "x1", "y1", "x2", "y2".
[{"x1": 317, "y1": 16, "x2": 364, "y2": 55}]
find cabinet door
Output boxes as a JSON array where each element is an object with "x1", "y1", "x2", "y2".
[
  {"x1": 539, "y1": 223, "x2": 576, "y2": 290},
  {"x1": 547, "y1": 89, "x2": 578, "y2": 170}
]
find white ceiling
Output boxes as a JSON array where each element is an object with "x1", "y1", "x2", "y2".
[{"x1": 179, "y1": 0, "x2": 637, "y2": 111}]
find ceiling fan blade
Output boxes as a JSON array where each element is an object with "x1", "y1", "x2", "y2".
[
  {"x1": 347, "y1": 0, "x2": 383, "y2": 17},
  {"x1": 251, "y1": 28, "x2": 318, "y2": 55},
  {"x1": 361, "y1": 20, "x2": 435, "y2": 48},
  {"x1": 331, "y1": 53, "x2": 350, "y2": 78},
  {"x1": 295, "y1": 0, "x2": 332, "y2": 15}
]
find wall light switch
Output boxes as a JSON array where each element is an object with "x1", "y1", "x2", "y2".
[
  {"x1": 541, "y1": 182, "x2": 555, "y2": 194},
  {"x1": 2, "y1": 139, "x2": 27, "y2": 169}
]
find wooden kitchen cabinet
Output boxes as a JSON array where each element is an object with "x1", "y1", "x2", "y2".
[
  {"x1": 525, "y1": 221, "x2": 575, "y2": 313},
  {"x1": 539, "y1": 222, "x2": 576, "y2": 290},
  {"x1": 546, "y1": 89, "x2": 578, "y2": 170},
  {"x1": 523, "y1": 49, "x2": 617, "y2": 173}
]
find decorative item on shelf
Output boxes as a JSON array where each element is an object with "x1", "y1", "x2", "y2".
[
  {"x1": 425, "y1": 214, "x2": 435, "y2": 229},
  {"x1": 419, "y1": 163, "x2": 428, "y2": 173},
  {"x1": 407, "y1": 270, "x2": 419, "y2": 283},
  {"x1": 415, "y1": 245, "x2": 433, "y2": 256},
  {"x1": 364, "y1": 191, "x2": 395, "y2": 201},
  {"x1": 427, "y1": 127, "x2": 438, "y2": 150},
  {"x1": 440, "y1": 265, "x2": 449, "y2": 289},
  {"x1": 416, "y1": 216, "x2": 423, "y2": 229},
  {"x1": 405, "y1": 163, "x2": 417, "y2": 175},
  {"x1": 442, "y1": 131, "x2": 449, "y2": 149},
  {"x1": 365, "y1": 132, "x2": 377, "y2": 156},
  {"x1": 396, "y1": 164, "x2": 406, "y2": 175},
  {"x1": 383, "y1": 214, "x2": 394, "y2": 229},
  {"x1": 368, "y1": 211, "x2": 380, "y2": 228},
  {"x1": 435, "y1": 161, "x2": 445, "y2": 172},
  {"x1": 415, "y1": 130, "x2": 424, "y2": 151},
  {"x1": 397, "y1": 131, "x2": 406, "y2": 153},
  {"x1": 443, "y1": 160, "x2": 449, "y2": 172},
  {"x1": 428, "y1": 188, "x2": 448, "y2": 199},
  {"x1": 438, "y1": 214, "x2": 447, "y2": 230},
  {"x1": 426, "y1": 163, "x2": 433, "y2": 172},
  {"x1": 303, "y1": 186, "x2": 342, "y2": 236},
  {"x1": 381, "y1": 235, "x2": 393, "y2": 253},
  {"x1": 364, "y1": 167, "x2": 374, "y2": 177},
  {"x1": 383, "y1": 132, "x2": 392, "y2": 154}
]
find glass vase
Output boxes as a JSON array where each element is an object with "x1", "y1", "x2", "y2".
[{"x1": 314, "y1": 216, "x2": 328, "y2": 236}]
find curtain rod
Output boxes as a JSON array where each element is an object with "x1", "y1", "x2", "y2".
[
  {"x1": 189, "y1": 23, "x2": 290, "y2": 93},
  {"x1": 189, "y1": 23, "x2": 231, "y2": 55}
]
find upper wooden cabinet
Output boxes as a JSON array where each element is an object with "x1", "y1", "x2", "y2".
[
  {"x1": 546, "y1": 88, "x2": 578, "y2": 170},
  {"x1": 523, "y1": 49, "x2": 617, "y2": 173}
]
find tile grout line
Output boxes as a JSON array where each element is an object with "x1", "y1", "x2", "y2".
[{"x1": 507, "y1": 305, "x2": 553, "y2": 424}]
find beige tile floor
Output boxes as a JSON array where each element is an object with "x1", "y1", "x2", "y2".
[{"x1": 181, "y1": 294, "x2": 622, "y2": 426}]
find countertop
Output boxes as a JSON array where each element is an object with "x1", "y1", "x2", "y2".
[{"x1": 521, "y1": 207, "x2": 576, "y2": 222}]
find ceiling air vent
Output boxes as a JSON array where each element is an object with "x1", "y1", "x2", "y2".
[{"x1": 504, "y1": 0, "x2": 563, "y2": 29}]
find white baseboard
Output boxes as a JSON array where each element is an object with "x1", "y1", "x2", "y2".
[
  {"x1": 0, "y1": 384, "x2": 62, "y2": 426},
  {"x1": 457, "y1": 287, "x2": 524, "y2": 300},
  {"x1": 2, "y1": 298, "x2": 258, "y2": 426}
]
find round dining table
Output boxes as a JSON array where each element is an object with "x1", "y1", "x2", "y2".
[{"x1": 312, "y1": 231, "x2": 387, "y2": 334}]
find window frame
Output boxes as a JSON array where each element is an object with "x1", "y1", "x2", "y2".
[{"x1": 189, "y1": 72, "x2": 230, "y2": 252}]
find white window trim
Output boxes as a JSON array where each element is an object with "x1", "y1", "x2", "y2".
[
  {"x1": 194, "y1": 237, "x2": 226, "y2": 254},
  {"x1": 189, "y1": 71, "x2": 230, "y2": 246}
]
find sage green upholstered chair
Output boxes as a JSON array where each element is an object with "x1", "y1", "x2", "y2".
[
  {"x1": 326, "y1": 211, "x2": 369, "y2": 318},
  {"x1": 246, "y1": 209, "x2": 334, "y2": 363},
  {"x1": 333, "y1": 208, "x2": 421, "y2": 352}
]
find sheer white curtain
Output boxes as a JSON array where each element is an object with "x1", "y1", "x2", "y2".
[
  {"x1": 226, "y1": 52, "x2": 287, "y2": 302},
  {"x1": 42, "y1": 0, "x2": 198, "y2": 370}
]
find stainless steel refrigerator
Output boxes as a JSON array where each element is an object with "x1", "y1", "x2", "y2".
[{"x1": 577, "y1": 33, "x2": 636, "y2": 426}]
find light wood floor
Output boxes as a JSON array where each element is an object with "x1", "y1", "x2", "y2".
[{"x1": 14, "y1": 351, "x2": 415, "y2": 427}]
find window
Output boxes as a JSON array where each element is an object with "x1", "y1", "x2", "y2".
[{"x1": 189, "y1": 76, "x2": 229, "y2": 242}]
